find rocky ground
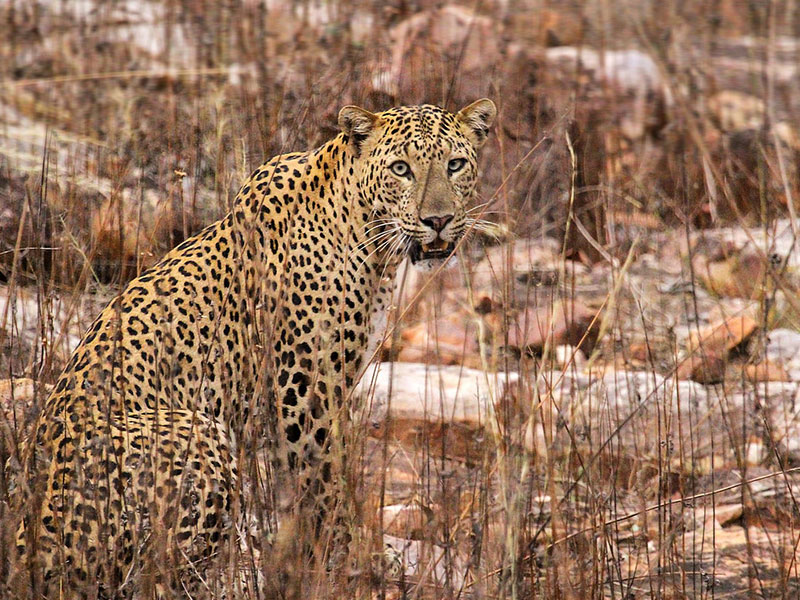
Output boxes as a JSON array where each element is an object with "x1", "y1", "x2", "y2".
[
  {"x1": 343, "y1": 219, "x2": 800, "y2": 597},
  {"x1": 3, "y1": 220, "x2": 800, "y2": 597}
]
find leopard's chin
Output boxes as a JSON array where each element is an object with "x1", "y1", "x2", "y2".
[{"x1": 408, "y1": 239, "x2": 458, "y2": 272}]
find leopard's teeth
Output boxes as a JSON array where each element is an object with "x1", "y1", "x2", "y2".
[{"x1": 421, "y1": 239, "x2": 448, "y2": 252}]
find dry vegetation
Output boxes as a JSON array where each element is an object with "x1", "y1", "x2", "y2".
[{"x1": 2, "y1": 0, "x2": 800, "y2": 598}]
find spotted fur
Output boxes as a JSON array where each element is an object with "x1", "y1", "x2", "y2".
[{"x1": 10, "y1": 100, "x2": 496, "y2": 598}]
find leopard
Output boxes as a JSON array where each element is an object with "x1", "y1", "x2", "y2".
[{"x1": 8, "y1": 98, "x2": 497, "y2": 598}]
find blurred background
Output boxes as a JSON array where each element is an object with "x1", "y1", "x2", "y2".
[
  {"x1": 3, "y1": 0, "x2": 799, "y2": 290},
  {"x1": 2, "y1": 2, "x2": 800, "y2": 598}
]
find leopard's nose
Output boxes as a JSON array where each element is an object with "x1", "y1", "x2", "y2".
[{"x1": 420, "y1": 214, "x2": 454, "y2": 233}]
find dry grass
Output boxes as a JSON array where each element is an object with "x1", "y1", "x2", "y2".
[{"x1": 2, "y1": 1, "x2": 800, "y2": 598}]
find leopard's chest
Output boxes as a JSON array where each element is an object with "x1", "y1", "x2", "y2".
[{"x1": 363, "y1": 282, "x2": 393, "y2": 368}]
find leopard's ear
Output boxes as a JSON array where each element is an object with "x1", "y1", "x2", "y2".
[
  {"x1": 457, "y1": 98, "x2": 497, "y2": 148},
  {"x1": 338, "y1": 106, "x2": 381, "y2": 157}
]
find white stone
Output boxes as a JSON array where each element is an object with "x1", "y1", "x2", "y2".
[
  {"x1": 545, "y1": 47, "x2": 662, "y2": 93},
  {"x1": 765, "y1": 328, "x2": 800, "y2": 363},
  {"x1": 356, "y1": 362, "x2": 518, "y2": 426},
  {"x1": 554, "y1": 345, "x2": 586, "y2": 370}
]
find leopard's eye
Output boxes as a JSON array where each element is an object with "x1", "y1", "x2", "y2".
[
  {"x1": 447, "y1": 158, "x2": 467, "y2": 174},
  {"x1": 390, "y1": 161, "x2": 412, "y2": 177}
]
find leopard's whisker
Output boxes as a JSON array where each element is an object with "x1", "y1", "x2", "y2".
[
  {"x1": 379, "y1": 233, "x2": 408, "y2": 280},
  {"x1": 467, "y1": 210, "x2": 503, "y2": 217},
  {"x1": 465, "y1": 218, "x2": 502, "y2": 240},
  {"x1": 363, "y1": 217, "x2": 396, "y2": 229},
  {"x1": 364, "y1": 216, "x2": 395, "y2": 225},
  {"x1": 360, "y1": 227, "x2": 399, "y2": 244},
  {"x1": 356, "y1": 228, "x2": 401, "y2": 253},
  {"x1": 359, "y1": 233, "x2": 399, "y2": 267},
  {"x1": 363, "y1": 221, "x2": 399, "y2": 236},
  {"x1": 358, "y1": 225, "x2": 400, "y2": 244},
  {"x1": 466, "y1": 202, "x2": 490, "y2": 213},
  {"x1": 465, "y1": 217, "x2": 498, "y2": 228},
  {"x1": 386, "y1": 232, "x2": 405, "y2": 260}
]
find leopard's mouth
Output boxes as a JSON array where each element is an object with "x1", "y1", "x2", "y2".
[{"x1": 408, "y1": 238, "x2": 457, "y2": 264}]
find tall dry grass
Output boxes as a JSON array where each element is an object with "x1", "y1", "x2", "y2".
[{"x1": 1, "y1": 1, "x2": 800, "y2": 598}]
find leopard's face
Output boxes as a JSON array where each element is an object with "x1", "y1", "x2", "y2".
[{"x1": 339, "y1": 100, "x2": 496, "y2": 272}]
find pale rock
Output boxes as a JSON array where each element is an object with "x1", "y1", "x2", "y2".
[
  {"x1": 356, "y1": 362, "x2": 529, "y2": 454},
  {"x1": 585, "y1": 370, "x2": 709, "y2": 414},
  {"x1": 765, "y1": 328, "x2": 800, "y2": 364},
  {"x1": 357, "y1": 362, "x2": 517, "y2": 425},
  {"x1": 554, "y1": 345, "x2": 586, "y2": 370},
  {"x1": 544, "y1": 47, "x2": 662, "y2": 94}
]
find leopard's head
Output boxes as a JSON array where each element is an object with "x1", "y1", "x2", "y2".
[{"x1": 339, "y1": 99, "x2": 496, "y2": 272}]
